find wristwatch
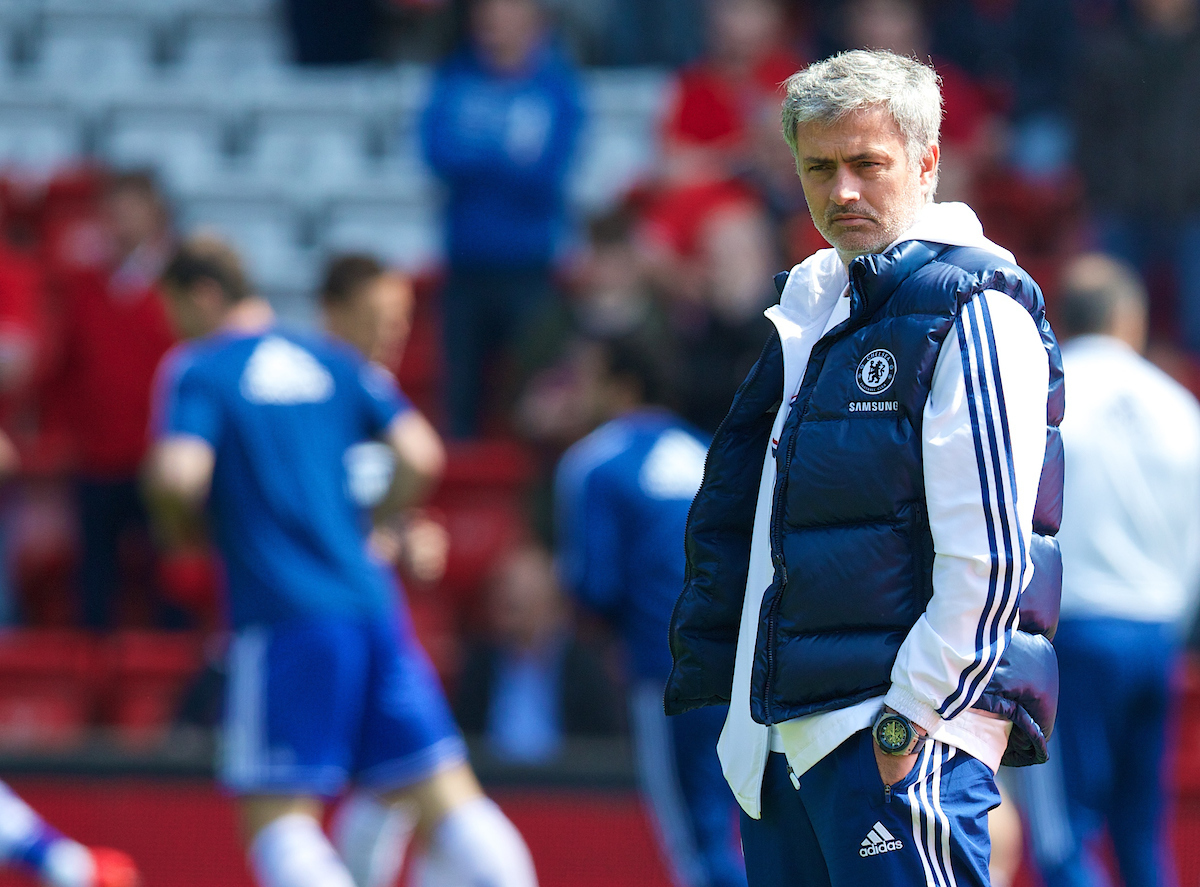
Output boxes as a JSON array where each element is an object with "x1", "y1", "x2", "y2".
[{"x1": 872, "y1": 709, "x2": 926, "y2": 756}]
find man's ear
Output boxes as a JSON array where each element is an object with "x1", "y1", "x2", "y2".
[{"x1": 920, "y1": 143, "x2": 940, "y2": 196}]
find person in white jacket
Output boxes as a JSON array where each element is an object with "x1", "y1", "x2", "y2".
[
  {"x1": 1012, "y1": 254, "x2": 1200, "y2": 887},
  {"x1": 665, "y1": 49, "x2": 1063, "y2": 887}
]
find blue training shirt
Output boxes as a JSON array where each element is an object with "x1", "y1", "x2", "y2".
[
  {"x1": 153, "y1": 329, "x2": 411, "y2": 628},
  {"x1": 554, "y1": 409, "x2": 709, "y2": 681}
]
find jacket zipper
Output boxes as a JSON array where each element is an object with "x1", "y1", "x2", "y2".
[{"x1": 762, "y1": 268, "x2": 869, "y2": 723}]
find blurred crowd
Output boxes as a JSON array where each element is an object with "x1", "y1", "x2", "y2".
[{"x1": 0, "y1": 0, "x2": 1196, "y2": 776}]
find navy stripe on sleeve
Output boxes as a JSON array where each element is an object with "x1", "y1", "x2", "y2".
[{"x1": 939, "y1": 295, "x2": 1026, "y2": 719}]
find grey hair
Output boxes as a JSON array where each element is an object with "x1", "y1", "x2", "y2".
[{"x1": 782, "y1": 50, "x2": 942, "y2": 194}]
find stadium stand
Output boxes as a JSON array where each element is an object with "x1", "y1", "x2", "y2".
[{"x1": 0, "y1": 0, "x2": 668, "y2": 329}]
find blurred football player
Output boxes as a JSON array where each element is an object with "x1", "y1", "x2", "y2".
[
  {"x1": 554, "y1": 334, "x2": 746, "y2": 887},
  {"x1": 0, "y1": 780, "x2": 138, "y2": 887},
  {"x1": 1011, "y1": 254, "x2": 1200, "y2": 887},
  {"x1": 147, "y1": 236, "x2": 536, "y2": 887}
]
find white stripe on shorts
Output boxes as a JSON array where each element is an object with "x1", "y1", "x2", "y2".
[
  {"x1": 629, "y1": 681, "x2": 708, "y2": 887},
  {"x1": 222, "y1": 626, "x2": 269, "y2": 789}
]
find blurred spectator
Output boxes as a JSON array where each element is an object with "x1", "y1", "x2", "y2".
[
  {"x1": 554, "y1": 334, "x2": 745, "y2": 887},
  {"x1": 1073, "y1": 0, "x2": 1200, "y2": 350},
  {"x1": 644, "y1": 0, "x2": 802, "y2": 229},
  {"x1": 50, "y1": 171, "x2": 177, "y2": 629},
  {"x1": 666, "y1": 213, "x2": 775, "y2": 432},
  {"x1": 0, "y1": 223, "x2": 49, "y2": 624},
  {"x1": 420, "y1": 0, "x2": 584, "y2": 438},
  {"x1": 454, "y1": 542, "x2": 621, "y2": 763},
  {"x1": 837, "y1": 0, "x2": 998, "y2": 202},
  {"x1": 285, "y1": 0, "x2": 380, "y2": 64},
  {"x1": 929, "y1": 0, "x2": 1083, "y2": 176},
  {"x1": 602, "y1": 0, "x2": 705, "y2": 66},
  {"x1": 660, "y1": 0, "x2": 800, "y2": 192},
  {"x1": 1012, "y1": 254, "x2": 1200, "y2": 887},
  {"x1": 624, "y1": 0, "x2": 793, "y2": 431},
  {"x1": 516, "y1": 206, "x2": 668, "y2": 422}
]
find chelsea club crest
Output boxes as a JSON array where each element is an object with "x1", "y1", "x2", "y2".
[{"x1": 856, "y1": 349, "x2": 897, "y2": 395}]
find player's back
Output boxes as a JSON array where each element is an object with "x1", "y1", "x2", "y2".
[
  {"x1": 1057, "y1": 335, "x2": 1200, "y2": 622},
  {"x1": 156, "y1": 329, "x2": 407, "y2": 627},
  {"x1": 556, "y1": 408, "x2": 708, "y2": 679}
]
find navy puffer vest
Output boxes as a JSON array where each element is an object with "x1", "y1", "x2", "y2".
[{"x1": 666, "y1": 240, "x2": 1065, "y2": 767}]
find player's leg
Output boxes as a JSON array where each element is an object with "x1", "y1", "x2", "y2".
[
  {"x1": 738, "y1": 753, "x2": 830, "y2": 887},
  {"x1": 330, "y1": 791, "x2": 418, "y2": 887},
  {"x1": 76, "y1": 479, "x2": 121, "y2": 629},
  {"x1": 1106, "y1": 622, "x2": 1178, "y2": 887},
  {"x1": 800, "y1": 731, "x2": 995, "y2": 887},
  {"x1": 631, "y1": 681, "x2": 746, "y2": 887},
  {"x1": 441, "y1": 268, "x2": 487, "y2": 438},
  {"x1": 356, "y1": 615, "x2": 536, "y2": 887},
  {"x1": 391, "y1": 764, "x2": 537, "y2": 887},
  {"x1": 988, "y1": 775, "x2": 1024, "y2": 887},
  {"x1": 223, "y1": 621, "x2": 369, "y2": 887},
  {"x1": 1020, "y1": 619, "x2": 1118, "y2": 887},
  {"x1": 242, "y1": 797, "x2": 355, "y2": 887},
  {"x1": 0, "y1": 779, "x2": 139, "y2": 887}
]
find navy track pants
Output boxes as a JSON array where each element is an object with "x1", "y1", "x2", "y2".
[{"x1": 741, "y1": 730, "x2": 999, "y2": 886}]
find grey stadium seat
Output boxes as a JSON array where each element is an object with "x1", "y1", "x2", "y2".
[
  {"x1": 34, "y1": 9, "x2": 158, "y2": 86},
  {"x1": 0, "y1": 104, "x2": 82, "y2": 174},
  {"x1": 103, "y1": 106, "x2": 231, "y2": 196},
  {"x1": 180, "y1": 195, "x2": 316, "y2": 296},
  {"x1": 243, "y1": 108, "x2": 375, "y2": 199},
  {"x1": 322, "y1": 197, "x2": 441, "y2": 274}
]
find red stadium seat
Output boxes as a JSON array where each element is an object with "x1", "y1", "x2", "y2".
[
  {"x1": 102, "y1": 631, "x2": 206, "y2": 748},
  {"x1": 427, "y1": 440, "x2": 534, "y2": 605},
  {"x1": 0, "y1": 629, "x2": 96, "y2": 749}
]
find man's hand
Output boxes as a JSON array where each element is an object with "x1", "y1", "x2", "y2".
[
  {"x1": 145, "y1": 436, "x2": 216, "y2": 548},
  {"x1": 874, "y1": 742, "x2": 919, "y2": 787}
]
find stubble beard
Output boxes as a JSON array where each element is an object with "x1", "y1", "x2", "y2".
[{"x1": 814, "y1": 184, "x2": 927, "y2": 266}]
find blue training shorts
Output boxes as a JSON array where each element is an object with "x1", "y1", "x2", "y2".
[{"x1": 220, "y1": 613, "x2": 466, "y2": 797}]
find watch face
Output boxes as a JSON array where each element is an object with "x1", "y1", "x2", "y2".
[{"x1": 877, "y1": 716, "x2": 911, "y2": 752}]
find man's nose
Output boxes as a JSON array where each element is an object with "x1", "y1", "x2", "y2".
[{"x1": 830, "y1": 166, "x2": 861, "y2": 205}]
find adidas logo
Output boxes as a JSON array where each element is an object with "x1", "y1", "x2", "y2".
[{"x1": 859, "y1": 822, "x2": 903, "y2": 857}]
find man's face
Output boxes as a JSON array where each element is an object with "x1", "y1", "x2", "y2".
[
  {"x1": 471, "y1": 0, "x2": 542, "y2": 69},
  {"x1": 793, "y1": 106, "x2": 937, "y2": 263},
  {"x1": 105, "y1": 187, "x2": 165, "y2": 257},
  {"x1": 326, "y1": 274, "x2": 413, "y2": 366},
  {"x1": 368, "y1": 274, "x2": 414, "y2": 366},
  {"x1": 162, "y1": 282, "x2": 221, "y2": 340}
]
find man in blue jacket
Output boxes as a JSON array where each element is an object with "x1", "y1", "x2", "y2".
[
  {"x1": 666, "y1": 50, "x2": 1064, "y2": 886},
  {"x1": 555, "y1": 335, "x2": 746, "y2": 887},
  {"x1": 421, "y1": 0, "x2": 584, "y2": 438}
]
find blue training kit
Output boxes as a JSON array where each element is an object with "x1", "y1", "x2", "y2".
[
  {"x1": 221, "y1": 614, "x2": 464, "y2": 797},
  {"x1": 155, "y1": 329, "x2": 465, "y2": 796},
  {"x1": 1014, "y1": 617, "x2": 1178, "y2": 887},
  {"x1": 556, "y1": 409, "x2": 746, "y2": 887},
  {"x1": 742, "y1": 732, "x2": 997, "y2": 887}
]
